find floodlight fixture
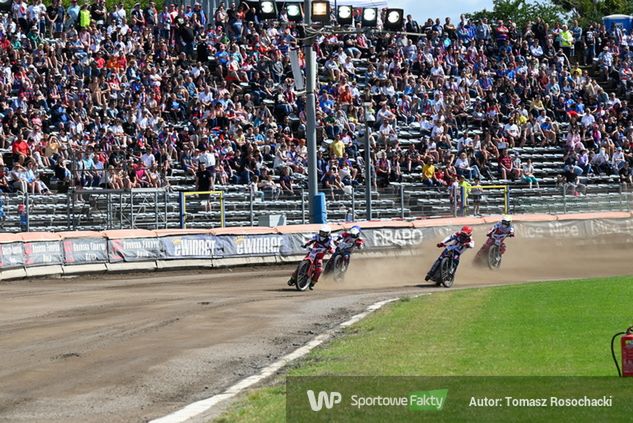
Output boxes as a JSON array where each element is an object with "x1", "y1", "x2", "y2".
[
  {"x1": 384, "y1": 8, "x2": 404, "y2": 31},
  {"x1": 336, "y1": 5, "x2": 353, "y2": 26},
  {"x1": 311, "y1": 1, "x2": 330, "y2": 23},
  {"x1": 361, "y1": 7, "x2": 377, "y2": 27},
  {"x1": 286, "y1": 3, "x2": 303, "y2": 22},
  {"x1": 259, "y1": 0, "x2": 277, "y2": 20}
]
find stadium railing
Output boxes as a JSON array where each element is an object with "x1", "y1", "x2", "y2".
[{"x1": 0, "y1": 183, "x2": 631, "y2": 233}]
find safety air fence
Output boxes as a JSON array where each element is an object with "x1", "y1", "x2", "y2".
[{"x1": 0, "y1": 212, "x2": 632, "y2": 281}]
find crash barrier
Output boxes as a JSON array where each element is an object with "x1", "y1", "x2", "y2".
[{"x1": 0, "y1": 211, "x2": 632, "y2": 281}]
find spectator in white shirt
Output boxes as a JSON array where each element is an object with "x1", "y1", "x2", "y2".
[
  {"x1": 141, "y1": 149, "x2": 155, "y2": 168},
  {"x1": 612, "y1": 146, "x2": 626, "y2": 170}
]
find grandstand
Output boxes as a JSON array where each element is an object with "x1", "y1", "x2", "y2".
[{"x1": 0, "y1": 6, "x2": 630, "y2": 232}]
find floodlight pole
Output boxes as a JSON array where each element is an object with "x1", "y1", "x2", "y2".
[
  {"x1": 364, "y1": 102, "x2": 373, "y2": 221},
  {"x1": 304, "y1": 0, "x2": 320, "y2": 223}
]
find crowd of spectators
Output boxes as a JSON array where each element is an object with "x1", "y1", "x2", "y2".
[{"x1": 0, "y1": 0, "x2": 632, "y2": 201}]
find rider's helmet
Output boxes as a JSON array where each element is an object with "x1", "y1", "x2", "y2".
[
  {"x1": 501, "y1": 215, "x2": 512, "y2": 227},
  {"x1": 458, "y1": 225, "x2": 473, "y2": 242},
  {"x1": 349, "y1": 226, "x2": 361, "y2": 238},
  {"x1": 319, "y1": 225, "x2": 332, "y2": 239}
]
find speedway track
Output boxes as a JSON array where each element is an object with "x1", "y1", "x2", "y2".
[{"x1": 0, "y1": 235, "x2": 631, "y2": 423}]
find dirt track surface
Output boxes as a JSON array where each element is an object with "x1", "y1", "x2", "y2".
[{"x1": 0, "y1": 236, "x2": 632, "y2": 423}]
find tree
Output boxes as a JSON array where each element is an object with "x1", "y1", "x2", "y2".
[
  {"x1": 551, "y1": 0, "x2": 633, "y2": 26},
  {"x1": 466, "y1": 0, "x2": 568, "y2": 29}
]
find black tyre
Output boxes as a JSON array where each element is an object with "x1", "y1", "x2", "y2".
[
  {"x1": 487, "y1": 244, "x2": 502, "y2": 270},
  {"x1": 333, "y1": 255, "x2": 347, "y2": 282},
  {"x1": 323, "y1": 257, "x2": 334, "y2": 277},
  {"x1": 440, "y1": 257, "x2": 455, "y2": 288},
  {"x1": 295, "y1": 260, "x2": 312, "y2": 291}
]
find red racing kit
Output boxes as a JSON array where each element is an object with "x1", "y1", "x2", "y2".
[
  {"x1": 475, "y1": 222, "x2": 514, "y2": 261},
  {"x1": 288, "y1": 234, "x2": 335, "y2": 288}
]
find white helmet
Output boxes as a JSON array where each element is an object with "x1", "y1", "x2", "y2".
[
  {"x1": 349, "y1": 226, "x2": 361, "y2": 237},
  {"x1": 319, "y1": 225, "x2": 332, "y2": 238},
  {"x1": 501, "y1": 215, "x2": 512, "y2": 226}
]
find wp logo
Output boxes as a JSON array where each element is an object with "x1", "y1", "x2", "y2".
[{"x1": 306, "y1": 390, "x2": 342, "y2": 411}]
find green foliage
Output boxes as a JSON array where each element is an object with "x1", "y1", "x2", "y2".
[
  {"x1": 52, "y1": 0, "x2": 163, "y2": 15},
  {"x1": 467, "y1": 0, "x2": 568, "y2": 29},
  {"x1": 548, "y1": 0, "x2": 632, "y2": 27}
]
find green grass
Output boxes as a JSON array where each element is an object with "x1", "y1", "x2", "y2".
[{"x1": 216, "y1": 276, "x2": 633, "y2": 422}]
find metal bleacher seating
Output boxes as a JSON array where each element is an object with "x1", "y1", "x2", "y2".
[{"x1": 2, "y1": 57, "x2": 631, "y2": 232}]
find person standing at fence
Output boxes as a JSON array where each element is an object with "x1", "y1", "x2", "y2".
[
  {"x1": 18, "y1": 203, "x2": 27, "y2": 232},
  {"x1": 470, "y1": 178, "x2": 483, "y2": 216},
  {"x1": 197, "y1": 146, "x2": 217, "y2": 191},
  {"x1": 196, "y1": 163, "x2": 213, "y2": 212}
]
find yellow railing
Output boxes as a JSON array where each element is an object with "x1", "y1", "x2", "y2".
[
  {"x1": 465, "y1": 185, "x2": 509, "y2": 214},
  {"x1": 180, "y1": 191, "x2": 225, "y2": 228}
]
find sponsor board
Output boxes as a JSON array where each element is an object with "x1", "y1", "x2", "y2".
[
  {"x1": 367, "y1": 228, "x2": 427, "y2": 249},
  {"x1": 108, "y1": 238, "x2": 162, "y2": 262},
  {"x1": 0, "y1": 217, "x2": 628, "y2": 270},
  {"x1": 63, "y1": 238, "x2": 108, "y2": 264},
  {"x1": 0, "y1": 242, "x2": 23, "y2": 268},
  {"x1": 23, "y1": 241, "x2": 63, "y2": 266},
  {"x1": 160, "y1": 234, "x2": 286, "y2": 259},
  {"x1": 232, "y1": 234, "x2": 284, "y2": 256},
  {"x1": 161, "y1": 235, "x2": 219, "y2": 259}
]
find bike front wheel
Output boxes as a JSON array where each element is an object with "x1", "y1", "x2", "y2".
[{"x1": 295, "y1": 260, "x2": 312, "y2": 291}]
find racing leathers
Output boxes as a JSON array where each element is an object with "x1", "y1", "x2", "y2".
[
  {"x1": 289, "y1": 234, "x2": 335, "y2": 287},
  {"x1": 481, "y1": 222, "x2": 514, "y2": 255},
  {"x1": 425, "y1": 232, "x2": 475, "y2": 281},
  {"x1": 335, "y1": 231, "x2": 365, "y2": 256}
]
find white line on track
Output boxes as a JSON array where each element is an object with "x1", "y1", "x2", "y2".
[{"x1": 149, "y1": 297, "x2": 400, "y2": 423}]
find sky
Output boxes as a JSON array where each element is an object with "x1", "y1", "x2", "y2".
[{"x1": 388, "y1": 0, "x2": 494, "y2": 23}]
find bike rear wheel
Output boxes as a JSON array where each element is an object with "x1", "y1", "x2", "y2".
[
  {"x1": 333, "y1": 255, "x2": 347, "y2": 282},
  {"x1": 440, "y1": 257, "x2": 455, "y2": 288},
  {"x1": 487, "y1": 245, "x2": 502, "y2": 270},
  {"x1": 295, "y1": 260, "x2": 312, "y2": 291}
]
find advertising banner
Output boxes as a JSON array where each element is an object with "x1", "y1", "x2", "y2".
[
  {"x1": 285, "y1": 233, "x2": 311, "y2": 256},
  {"x1": 108, "y1": 238, "x2": 162, "y2": 262},
  {"x1": 161, "y1": 235, "x2": 221, "y2": 259},
  {"x1": 219, "y1": 234, "x2": 287, "y2": 257},
  {"x1": 587, "y1": 218, "x2": 633, "y2": 237},
  {"x1": 515, "y1": 220, "x2": 589, "y2": 240},
  {"x1": 23, "y1": 241, "x2": 63, "y2": 266},
  {"x1": 63, "y1": 238, "x2": 108, "y2": 264},
  {"x1": 0, "y1": 242, "x2": 23, "y2": 269},
  {"x1": 160, "y1": 234, "x2": 289, "y2": 259},
  {"x1": 361, "y1": 227, "x2": 431, "y2": 250}
]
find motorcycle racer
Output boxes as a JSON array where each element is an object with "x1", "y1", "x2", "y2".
[
  {"x1": 288, "y1": 225, "x2": 336, "y2": 290},
  {"x1": 335, "y1": 226, "x2": 365, "y2": 254},
  {"x1": 475, "y1": 215, "x2": 515, "y2": 260},
  {"x1": 425, "y1": 226, "x2": 474, "y2": 281},
  {"x1": 325, "y1": 226, "x2": 365, "y2": 277}
]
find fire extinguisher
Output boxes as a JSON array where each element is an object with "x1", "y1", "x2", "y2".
[{"x1": 611, "y1": 326, "x2": 633, "y2": 377}]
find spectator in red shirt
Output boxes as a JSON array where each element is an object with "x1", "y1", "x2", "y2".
[
  {"x1": 498, "y1": 149, "x2": 515, "y2": 180},
  {"x1": 12, "y1": 137, "x2": 30, "y2": 165},
  {"x1": 495, "y1": 20, "x2": 509, "y2": 44}
]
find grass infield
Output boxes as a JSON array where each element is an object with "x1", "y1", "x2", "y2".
[{"x1": 216, "y1": 276, "x2": 633, "y2": 422}]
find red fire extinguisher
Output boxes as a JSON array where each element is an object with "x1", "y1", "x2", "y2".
[{"x1": 612, "y1": 326, "x2": 633, "y2": 377}]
